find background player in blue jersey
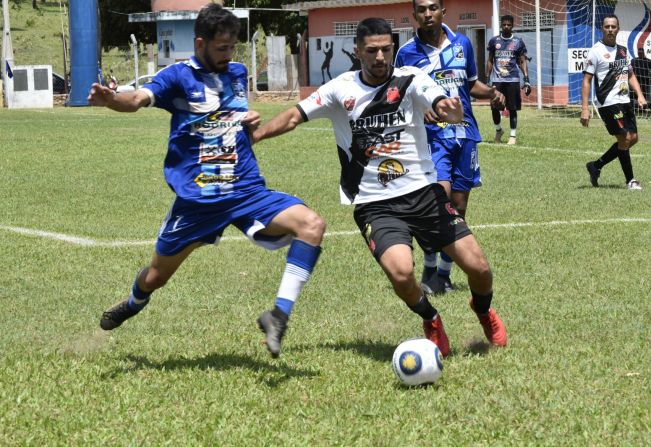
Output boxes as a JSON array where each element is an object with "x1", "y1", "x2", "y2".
[
  {"x1": 395, "y1": 0, "x2": 505, "y2": 294},
  {"x1": 87, "y1": 4, "x2": 325, "y2": 358},
  {"x1": 487, "y1": 14, "x2": 530, "y2": 145}
]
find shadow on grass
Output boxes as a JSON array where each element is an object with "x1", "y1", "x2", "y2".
[
  {"x1": 103, "y1": 352, "x2": 318, "y2": 387},
  {"x1": 292, "y1": 339, "x2": 395, "y2": 362},
  {"x1": 577, "y1": 183, "x2": 624, "y2": 190}
]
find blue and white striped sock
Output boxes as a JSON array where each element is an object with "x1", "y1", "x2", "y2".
[
  {"x1": 127, "y1": 274, "x2": 151, "y2": 311},
  {"x1": 437, "y1": 252, "x2": 453, "y2": 278},
  {"x1": 275, "y1": 239, "x2": 322, "y2": 317}
]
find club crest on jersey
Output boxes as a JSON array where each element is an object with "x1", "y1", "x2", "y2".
[
  {"x1": 495, "y1": 43, "x2": 502, "y2": 49},
  {"x1": 445, "y1": 202, "x2": 460, "y2": 215},
  {"x1": 454, "y1": 44, "x2": 464, "y2": 60},
  {"x1": 377, "y1": 159, "x2": 408, "y2": 186},
  {"x1": 344, "y1": 96, "x2": 356, "y2": 111},
  {"x1": 604, "y1": 53, "x2": 611, "y2": 59},
  {"x1": 619, "y1": 48, "x2": 627, "y2": 57},
  {"x1": 387, "y1": 86, "x2": 401, "y2": 104},
  {"x1": 231, "y1": 80, "x2": 247, "y2": 98}
]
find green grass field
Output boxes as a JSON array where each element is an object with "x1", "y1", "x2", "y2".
[{"x1": 1, "y1": 104, "x2": 650, "y2": 445}]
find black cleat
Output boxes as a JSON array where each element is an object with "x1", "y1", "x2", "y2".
[
  {"x1": 100, "y1": 299, "x2": 141, "y2": 330},
  {"x1": 257, "y1": 309, "x2": 288, "y2": 358},
  {"x1": 586, "y1": 161, "x2": 600, "y2": 187},
  {"x1": 439, "y1": 276, "x2": 455, "y2": 293},
  {"x1": 421, "y1": 266, "x2": 444, "y2": 295}
]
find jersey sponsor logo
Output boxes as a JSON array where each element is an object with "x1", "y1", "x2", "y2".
[
  {"x1": 433, "y1": 70, "x2": 465, "y2": 87},
  {"x1": 199, "y1": 143, "x2": 238, "y2": 164},
  {"x1": 363, "y1": 129, "x2": 403, "y2": 159},
  {"x1": 194, "y1": 172, "x2": 239, "y2": 187},
  {"x1": 344, "y1": 96, "x2": 356, "y2": 111},
  {"x1": 309, "y1": 91, "x2": 322, "y2": 105},
  {"x1": 608, "y1": 59, "x2": 627, "y2": 69},
  {"x1": 377, "y1": 159, "x2": 408, "y2": 186},
  {"x1": 387, "y1": 86, "x2": 401, "y2": 104},
  {"x1": 192, "y1": 111, "x2": 243, "y2": 134},
  {"x1": 436, "y1": 120, "x2": 470, "y2": 129},
  {"x1": 349, "y1": 109, "x2": 406, "y2": 130}
]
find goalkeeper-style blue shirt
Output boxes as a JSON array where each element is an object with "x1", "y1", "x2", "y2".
[
  {"x1": 142, "y1": 57, "x2": 265, "y2": 204},
  {"x1": 395, "y1": 24, "x2": 481, "y2": 142}
]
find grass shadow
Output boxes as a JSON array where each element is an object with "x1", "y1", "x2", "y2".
[
  {"x1": 103, "y1": 352, "x2": 318, "y2": 387},
  {"x1": 292, "y1": 339, "x2": 395, "y2": 363},
  {"x1": 577, "y1": 184, "x2": 624, "y2": 190}
]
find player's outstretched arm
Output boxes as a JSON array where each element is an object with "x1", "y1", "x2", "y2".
[
  {"x1": 87, "y1": 83, "x2": 151, "y2": 112},
  {"x1": 434, "y1": 97, "x2": 463, "y2": 124},
  {"x1": 251, "y1": 106, "x2": 305, "y2": 144}
]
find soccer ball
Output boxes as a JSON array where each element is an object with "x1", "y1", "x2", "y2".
[{"x1": 392, "y1": 338, "x2": 443, "y2": 386}]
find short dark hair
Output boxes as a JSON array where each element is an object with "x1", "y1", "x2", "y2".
[
  {"x1": 195, "y1": 3, "x2": 240, "y2": 40},
  {"x1": 602, "y1": 14, "x2": 619, "y2": 27},
  {"x1": 500, "y1": 15, "x2": 514, "y2": 25},
  {"x1": 412, "y1": 0, "x2": 443, "y2": 11},
  {"x1": 356, "y1": 18, "x2": 393, "y2": 44}
]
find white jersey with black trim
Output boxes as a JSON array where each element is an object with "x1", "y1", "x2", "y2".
[
  {"x1": 297, "y1": 66, "x2": 447, "y2": 205},
  {"x1": 584, "y1": 41, "x2": 632, "y2": 108}
]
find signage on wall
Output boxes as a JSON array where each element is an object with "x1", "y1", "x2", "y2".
[{"x1": 459, "y1": 12, "x2": 477, "y2": 21}]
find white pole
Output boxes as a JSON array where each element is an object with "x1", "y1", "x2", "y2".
[
  {"x1": 2, "y1": 0, "x2": 15, "y2": 108},
  {"x1": 251, "y1": 30, "x2": 258, "y2": 97},
  {"x1": 492, "y1": 0, "x2": 500, "y2": 39},
  {"x1": 130, "y1": 34, "x2": 139, "y2": 89},
  {"x1": 535, "y1": 0, "x2": 542, "y2": 109}
]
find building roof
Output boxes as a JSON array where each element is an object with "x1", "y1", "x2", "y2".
[{"x1": 283, "y1": 0, "x2": 407, "y2": 13}]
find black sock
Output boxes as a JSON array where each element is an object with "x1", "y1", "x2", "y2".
[
  {"x1": 617, "y1": 149, "x2": 634, "y2": 183},
  {"x1": 408, "y1": 294, "x2": 437, "y2": 321},
  {"x1": 509, "y1": 110, "x2": 518, "y2": 130},
  {"x1": 471, "y1": 290, "x2": 493, "y2": 315},
  {"x1": 594, "y1": 143, "x2": 618, "y2": 169},
  {"x1": 491, "y1": 108, "x2": 501, "y2": 125}
]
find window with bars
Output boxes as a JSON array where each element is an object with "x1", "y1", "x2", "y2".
[
  {"x1": 521, "y1": 11, "x2": 555, "y2": 28},
  {"x1": 334, "y1": 19, "x2": 395, "y2": 36}
]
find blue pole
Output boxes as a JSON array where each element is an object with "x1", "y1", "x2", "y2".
[{"x1": 68, "y1": 0, "x2": 98, "y2": 106}]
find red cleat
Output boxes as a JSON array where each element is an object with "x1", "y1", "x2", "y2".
[
  {"x1": 470, "y1": 299, "x2": 507, "y2": 347},
  {"x1": 423, "y1": 314, "x2": 450, "y2": 357}
]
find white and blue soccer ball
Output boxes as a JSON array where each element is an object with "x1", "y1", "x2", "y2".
[{"x1": 392, "y1": 338, "x2": 443, "y2": 386}]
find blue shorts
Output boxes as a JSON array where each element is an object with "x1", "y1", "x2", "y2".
[
  {"x1": 156, "y1": 187, "x2": 304, "y2": 256},
  {"x1": 430, "y1": 138, "x2": 481, "y2": 192}
]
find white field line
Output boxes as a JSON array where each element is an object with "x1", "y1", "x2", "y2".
[
  {"x1": 297, "y1": 126, "x2": 651, "y2": 158},
  {"x1": 1, "y1": 217, "x2": 649, "y2": 248}
]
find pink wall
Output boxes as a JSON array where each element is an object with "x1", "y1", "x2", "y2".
[
  {"x1": 151, "y1": 0, "x2": 218, "y2": 12},
  {"x1": 307, "y1": 0, "x2": 496, "y2": 37}
]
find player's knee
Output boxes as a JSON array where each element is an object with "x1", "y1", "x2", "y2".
[
  {"x1": 298, "y1": 211, "x2": 326, "y2": 244},
  {"x1": 388, "y1": 263, "x2": 415, "y2": 287},
  {"x1": 469, "y1": 256, "x2": 492, "y2": 282}
]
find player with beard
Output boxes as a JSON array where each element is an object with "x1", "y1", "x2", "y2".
[
  {"x1": 582, "y1": 15, "x2": 646, "y2": 190},
  {"x1": 251, "y1": 18, "x2": 507, "y2": 356},
  {"x1": 87, "y1": 4, "x2": 325, "y2": 358},
  {"x1": 395, "y1": 0, "x2": 505, "y2": 295}
]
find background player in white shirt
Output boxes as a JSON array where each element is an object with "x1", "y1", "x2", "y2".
[
  {"x1": 582, "y1": 15, "x2": 646, "y2": 190},
  {"x1": 251, "y1": 18, "x2": 508, "y2": 357}
]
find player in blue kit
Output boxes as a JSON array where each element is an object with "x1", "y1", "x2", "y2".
[
  {"x1": 87, "y1": 4, "x2": 325, "y2": 358},
  {"x1": 487, "y1": 14, "x2": 530, "y2": 145},
  {"x1": 395, "y1": 0, "x2": 505, "y2": 294}
]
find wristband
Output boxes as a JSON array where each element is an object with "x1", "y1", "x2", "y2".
[{"x1": 523, "y1": 76, "x2": 530, "y2": 84}]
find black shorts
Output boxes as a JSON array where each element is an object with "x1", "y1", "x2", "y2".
[
  {"x1": 353, "y1": 183, "x2": 473, "y2": 261},
  {"x1": 598, "y1": 103, "x2": 637, "y2": 135},
  {"x1": 492, "y1": 82, "x2": 522, "y2": 111}
]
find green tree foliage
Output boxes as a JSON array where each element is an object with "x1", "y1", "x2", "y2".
[
  {"x1": 97, "y1": 0, "x2": 155, "y2": 49},
  {"x1": 225, "y1": 0, "x2": 306, "y2": 53}
]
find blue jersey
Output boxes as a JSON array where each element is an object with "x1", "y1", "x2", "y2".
[
  {"x1": 142, "y1": 57, "x2": 265, "y2": 204},
  {"x1": 395, "y1": 24, "x2": 481, "y2": 142},
  {"x1": 487, "y1": 34, "x2": 527, "y2": 83}
]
